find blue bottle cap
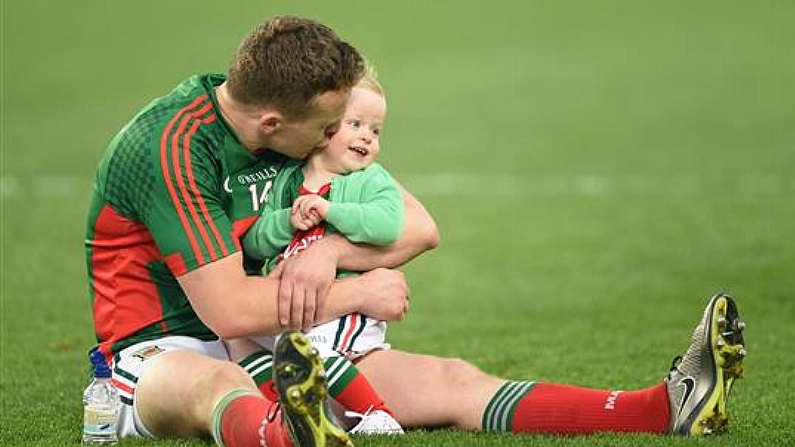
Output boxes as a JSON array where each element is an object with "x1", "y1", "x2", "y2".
[{"x1": 89, "y1": 349, "x2": 112, "y2": 378}]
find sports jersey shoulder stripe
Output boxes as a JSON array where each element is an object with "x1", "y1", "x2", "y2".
[
  {"x1": 159, "y1": 96, "x2": 207, "y2": 264},
  {"x1": 158, "y1": 95, "x2": 228, "y2": 268},
  {"x1": 166, "y1": 98, "x2": 217, "y2": 262},
  {"x1": 179, "y1": 107, "x2": 227, "y2": 259}
]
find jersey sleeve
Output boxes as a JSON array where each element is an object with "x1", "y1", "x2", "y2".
[
  {"x1": 242, "y1": 208, "x2": 294, "y2": 261},
  {"x1": 326, "y1": 163, "x2": 404, "y2": 245},
  {"x1": 146, "y1": 132, "x2": 238, "y2": 277}
]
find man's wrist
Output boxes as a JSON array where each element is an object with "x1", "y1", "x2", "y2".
[
  {"x1": 311, "y1": 234, "x2": 346, "y2": 264},
  {"x1": 332, "y1": 274, "x2": 365, "y2": 314}
]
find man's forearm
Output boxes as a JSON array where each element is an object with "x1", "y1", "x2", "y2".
[
  {"x1": 178, "y1": 252, "x2": 365, "y2": 338},
  {"x1": 313, "y1": 275, "x2": 364, "y2": 324},
  {"x1": 322, "y1": 234, "x2": 419, "y2": 271},
  {"x1": 315, "y1": 268, "x2": 409, "y2": 325}
]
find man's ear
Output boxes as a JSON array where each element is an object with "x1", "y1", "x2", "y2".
[{"x1": 259, "y1": 112, "x2": 283, "y2": 135}]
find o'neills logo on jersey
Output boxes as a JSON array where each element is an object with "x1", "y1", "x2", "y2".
[
  {"x1": 224, "y1": 167, "x2": 279, "y2": 193},
  {"x1": 237, "y1": 167, "x2": 278, "y2": 185},
  {"x1": 281, "y1": 225, "x2": 327, "y2": 260}
]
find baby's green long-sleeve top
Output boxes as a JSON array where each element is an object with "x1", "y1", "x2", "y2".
[{"x1": 242, "y1": 162, "x2": 404, "y2": 272}]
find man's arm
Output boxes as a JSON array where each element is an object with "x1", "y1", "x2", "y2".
[
  {"x1": 177, "y1": 252, "x2": 409, "y2": 338},
  {"x1": 275, "y1": 184, "x2": 437, "y2": 329}
]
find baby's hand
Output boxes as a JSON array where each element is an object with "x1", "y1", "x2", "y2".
[
  {"x1": 290, "y1": 194, "x2": 331, "y2": 230},
  {"x1": 290, "y1": 213, "x2": 316, "y2": 231}
]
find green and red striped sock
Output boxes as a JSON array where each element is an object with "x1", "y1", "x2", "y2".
[
  {"x1": 482, "y1": 381, "x2": 669, "y2": 434},
  {"x1": 212, "y1": 390, "x2": 292, "y2": 447},
  {"x1": 239, "y1": 350, "x2": 392, "y2": 415}
]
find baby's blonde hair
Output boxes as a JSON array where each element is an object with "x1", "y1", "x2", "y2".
[{"x1": 357, "y1": 62, "x2": 385, "y2": 97}]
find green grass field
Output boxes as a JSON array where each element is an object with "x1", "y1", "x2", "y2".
[{"x1": 2, "y1": 1, "x2": 794, "y2": 446}]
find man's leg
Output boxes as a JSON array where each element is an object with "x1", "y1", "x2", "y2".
[
  {"x1": 134, "y1": 349, "x2": 295, "y2": 446},
  {"x1": 357, "y1": 293, "x2": 745, "y2": 436},
  {"x1": 355, "y1": 349, "x2": 504, "y2": 429},
  {"x1": 501, "y1": 292, "x2": 745, "y2": 435},
  {"x1": 495, "y1": 292, "x2": 745, "y2": 435},
  {"x1": 134, "y1": 341, "x2": 354, "y2": 447},
  {"x1": 357, "y1": 348, "x2": 670, "y2": 434}
]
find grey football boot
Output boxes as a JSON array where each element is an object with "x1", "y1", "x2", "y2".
[
  {"x1": 666, "y1": 292, "x2": 746, "y2": 435},
  {"x1": 273, "y1": 331, "x2": 354, "y2": 447}
]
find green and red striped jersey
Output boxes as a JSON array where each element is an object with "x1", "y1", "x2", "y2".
[{"x1": 85, "y1": 73, "x2": 297, "y2": 357}]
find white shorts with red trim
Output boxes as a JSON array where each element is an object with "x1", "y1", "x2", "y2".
[
  {"x1": 253, "y1": 313, "x2": 389, "y2": 360},
  {"x1": 111, "y1": 336, "x2": 229, "y2": 438}
]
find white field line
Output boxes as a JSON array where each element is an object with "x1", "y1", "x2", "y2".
[
  {"x1": 1, "y1": 175, "x2": 80, "y2": 198},
  {"x1": 0, "y1": 174, "x2": 793, "y2": 198},
  {"x1": 398, "y1": 173, "x2": 795, "y2": 197}
]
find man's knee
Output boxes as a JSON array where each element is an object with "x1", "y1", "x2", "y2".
[
  {"x1": 137, "y1": 351, "x2": 256, "y2": 437},
  {"x1": 192, "y1": 359, "x2": 256, "y2": 403},
  {"x1": 438, "y1": 357, "x2": 487, "y2": 387}
]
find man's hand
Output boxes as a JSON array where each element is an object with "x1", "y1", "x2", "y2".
[
  {"x1": 349, "y1": 268, "x2": 411, "y2": 321},
  {"x1": 270, "y1": 239, "x2": 339, "y2": 330}
]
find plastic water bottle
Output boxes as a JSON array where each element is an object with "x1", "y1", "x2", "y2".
[{"x1": 82, "y1": 350, "x2": 119, "y2": 445}]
